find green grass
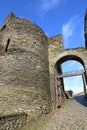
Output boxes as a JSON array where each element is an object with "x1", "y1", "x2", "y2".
[{"x1": 0, "y1": 112, "x2": 4, "y2": 116}]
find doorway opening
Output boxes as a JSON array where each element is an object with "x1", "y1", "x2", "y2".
[
  {"x1": 54, "y1": 55, "x2": 87, "y2": 108},
  {"x1": 62, "y1": 60, "x2": 84, "y2": 95}
]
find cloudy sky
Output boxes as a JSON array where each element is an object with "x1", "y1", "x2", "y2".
[{"x1": 0, "y1": 0, "x2": 87, "y2": 94}]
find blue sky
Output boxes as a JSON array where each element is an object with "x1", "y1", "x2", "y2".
[
  {"x1": 0, "y1": 0, "x2": 86, "y2": 49},
  {"x1": 62, "y1": 61, "x2": 84, "y2": 94},
  {"x1": 0, "y1": 0, "x2": 87, "y2": 94}
]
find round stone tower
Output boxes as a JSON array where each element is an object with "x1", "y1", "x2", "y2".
[{"x1": 0, "y1": 12, "x2": 51, "y2": 118}]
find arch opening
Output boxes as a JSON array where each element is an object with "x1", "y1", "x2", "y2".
[
  {"x1": 55, "y1": 55, "x2": 85, "y2": 68},
  {"x1": 62, "y1": 60, "x2": 84, "y2": 95},
  {"x1": 54, "y1": 55, "x2": 87, "y2": 108}
]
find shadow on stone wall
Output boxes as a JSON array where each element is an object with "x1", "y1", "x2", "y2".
[{"x1": 0, "y1": 113, "x2": 27, "y2": 130}]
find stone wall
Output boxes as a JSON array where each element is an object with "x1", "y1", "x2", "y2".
[
  {"x1": 0, "y1": 113, "x2": 27, "y2": 130},
  {"x1": 48, "y1": 34, "x2": 63, "y2": 62},
  {"x1": 48, "y1": 43, "x2": 87, "y2": 108},
  {"x1": 48, "y1": 34, "x2": 65, "y2": 109},
  {"x1": 0, "y1": 12, "x2": 51, "y2": 118},
  {"x1": 48, "y1": 32, "x2": 87, "y2": 109}
]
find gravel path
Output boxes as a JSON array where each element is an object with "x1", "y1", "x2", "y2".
[{"x1": 42, "y1": 95, "x2": 87, "y2": 130}]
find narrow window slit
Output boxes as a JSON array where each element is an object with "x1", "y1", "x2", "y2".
[{"x1": 5, "y1": 39, "x2": 10, "y2": 52}]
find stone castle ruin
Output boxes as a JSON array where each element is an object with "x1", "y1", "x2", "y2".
[{"x1": 0, "y1": 9, "x2": 87, "y2": 120}]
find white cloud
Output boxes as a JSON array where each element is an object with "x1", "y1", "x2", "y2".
[
  {"x1": 68, "y1": 61, "x2": 77, "y2": 67},
  {"x1": 78, "y1": 66, "x2": 84, "y2": 70},
  {"x1": 62, "y1": 18, "x2": 74, "y2": 47},
  {"x1": 62, "y1": 16, "x2": 79, "y2": 48},
  {"x1": 36, "y1": 0, "x2": 60, "y2": 17},
  {"x1": 65, "y1": 85, "x2": 83, "y2": 94},
  {"x1": 64, "y1": 76, "x2": 84, "y2": 94}
]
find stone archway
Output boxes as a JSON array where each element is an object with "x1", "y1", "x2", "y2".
[
  {"x1": 55, "y1": 54, "x2": 86, "y2": 108},
  {"x1": 48, "y1": 11, "x2": 87, "y2": 109},
  {"x1": 49, "y1": 49, "x2": 87, "y2": 109}
]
